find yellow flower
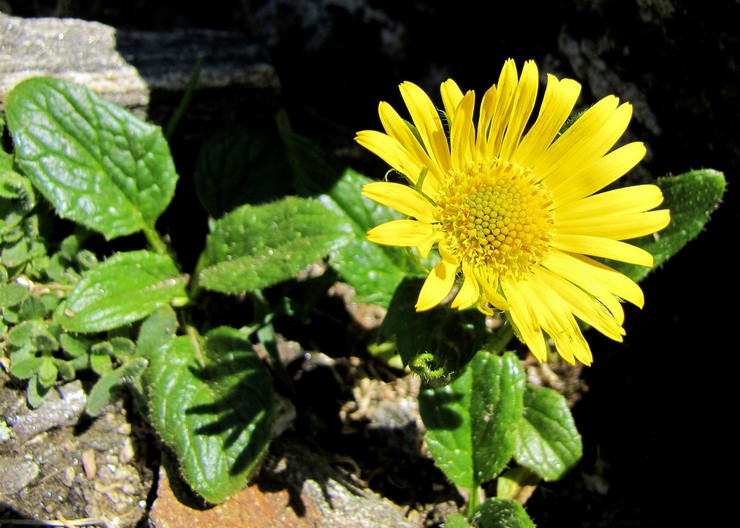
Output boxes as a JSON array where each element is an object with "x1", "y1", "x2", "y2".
[{"x1": 356, "y1": 59, "x2": 670, "y2": 366}]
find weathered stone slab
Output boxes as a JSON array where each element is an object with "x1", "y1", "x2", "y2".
[{"x1": 0, "y1": 14, "x2": 280, "y2": 127}]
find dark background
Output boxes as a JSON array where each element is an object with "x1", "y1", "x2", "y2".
[{"x1": 4, "y1": 0, "x2": 737, "y2": 525}]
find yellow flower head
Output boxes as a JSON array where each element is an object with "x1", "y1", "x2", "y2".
[{"x1": 356, "y1": 59, "x2": 670, "y2": 366}]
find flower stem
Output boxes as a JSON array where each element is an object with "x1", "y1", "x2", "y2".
[
  {"x1": 467, "y1": 483, "x2": 480, "y2": 518},
  {"x1": 142, "y1": 223, "x2": 168, "y2": 255}
]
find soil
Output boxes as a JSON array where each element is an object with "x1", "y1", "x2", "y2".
[{"x1": 2, "y1": 1, "x2": 738, "y2": 527}]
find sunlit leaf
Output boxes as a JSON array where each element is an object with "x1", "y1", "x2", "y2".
[
  {"x1": 471, "y1": 498, "x2": 535, "y2": 528},
  {"x1": 5, "y1": 77, "x2": 178, "y2": 239},
  {"x1": 419, "y1": 351, "x2": 525, "y2": 490},
  {"x1": 513, "y1": 384, "x2": 582, "y2": 481},
  {"x1": 199, "y1": 196, "x2": 352, "y2": 294},
  {"x1": 54, "y1": 250, "x2": 187, "y2": 333},
  {"x1": 146, "y1": 327, "x2": 274, "y2": 503}
]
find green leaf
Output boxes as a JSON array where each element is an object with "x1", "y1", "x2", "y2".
[
  {"x1": 609, "y1": 169, "x2": 726, "y2": 282},
  {"x1": 38, "y1": 356, "x2": 58, "y2": 387},
  {"x1": 496, "y1": 466, "x2": 540, "y2": 504},
  {"x1": 444, "y1": 514, "x2": 471, "y2": 528},
  {"x1": 90, "y1": 344, "x2": 113, "y2": 375},
  {"x1": 419, "y1": 351, "x2": 525, "y2": 490},
  {"x1": 9, "y1": 356, "x2": 42, "y2": 380},
  {"x1": 146, "y1": 327, "x2": 274, "y2": 503},
  {"x1": 54, "y1": 250, "x2": 187, "y2": 333},
  {"x1": 0, "y1": 118, "x2": 12, "y2": 169},
  {"x1": 59, "y1": 333, "x2": 91, "y2": 359},
  {"x1": 0, "y1": 282, "x2": 29, "y2": 307},
  {"x1": 471, "y1": 498, "x2": 535, "y2": 528},
  {"x1": 19, "y1": 295, "x2": 48, "y2": 320},
  {"x1": 0, "y1": 170, "x2": 36, "y2": 229},
  {"x1": 322, "y1": 168, "x2": 423, "y2": 307},
  {"x1": 107, "y1": 336, "x2": 136, "y2": 360},
  {"x1": 6, "y1": 320, "x2": 43, "y2": 347},
  {"x1": 199, "y1": 196, "x2": 352, "y2": 294},
  {"x1": 513, "y1": 384, "x2": 582, "y2": 481},
  {"x1": 87, "y1": 358, "x2": 148, "y2": 416},
  {"x1": 1, "y1": 238, "x2": 31, "y2": 268},
  {"x1": 136, "y1": 304, "x2": 179, "y2": 360},
  {"x1": 27, "y1": 373, "x2": 51, "y2": 408},
  {"x1": 34, "y1": 325, "x2": 60, "y2": 352},
  {"x1": 194, "y1": 125, "x2": 292, "y2": 217},
  {"x1": 54, "y1": 358, "x2": 76, "y2": 381},
  {"x1": 5, "y1": 77, "x2": 178, "y2": 239},
  {"x1": 380, "y1": 277, "x2": 486, "y2": 383}
]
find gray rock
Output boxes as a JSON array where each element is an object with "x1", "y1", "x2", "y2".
[
  {"x1": 4, "y1": 380, "x2": 86, "y2": 445},
  {"x1": 0, "y1": 14, "x2": 149, "y2": 116},
  {"x1": 0, "y1": 14, "x2": 281, "y2": 131}
]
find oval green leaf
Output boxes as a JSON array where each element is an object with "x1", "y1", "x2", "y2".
[
  {"x1": 419, "y1": 351, "x2": 525, "y2": 490},
  {"x1": 5, "y1": 77, "x2": 178, "y2": 239},
  {"x1": 199, "y1": 195, "x2": 353, "y2": 294},
  {"x1": 471, "y1": 497, "x2": 535, "y2": 528},
  {"x1": 146, "y1": 327, "x2": 274, "y2": 503},
  {"x1": 513, "y1": 384, "x2": 582, "y2": 481},
  {"x1": 54, "y1": 250, "x2": 187, "y2": 333}
]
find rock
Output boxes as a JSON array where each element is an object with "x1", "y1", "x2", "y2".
[
  {"x1": 0, "y1": 456, "x2": 39, "y2": 495},
  {"x1": 0, "y1": 373, "x2": 153, "y2": 527},
  {"x1": 0, "y1": 14, "x2": 149, "y2": 116},
  {"x1": 3, "y1": 379, "x2": 86, "y2": 445},
  {"x1": 0, "y1": 14, "x2": 281, "y2": 132},
  {"x1": 149, "y1": 436, "x2": 417, "y2": 528}
]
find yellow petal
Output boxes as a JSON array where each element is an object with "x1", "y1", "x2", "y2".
[
  {"x1": 557, "y1": 209, "x2": 671, "y2": 240},
  {"x1": 537, "y1": 266, "x2": 625, "y2": 341},
  {"x1": 473, "y1": 266, "x2": 509, "y2": 310},
  {"x1": 556, "y1": 184, "x2": 664, "y2": 220},
  {"x1": 367, "y1": 219, "x2": 435, "y2": 247},
  {"x1": 512, "y1": 75, "x2": 581, "y2": 167},
  {"x1": 499, "y1": 60, "x2": 539, "y2": 160},
  {"x1": 355, "y1": 130, "x2": 425, "y2": 185},
  {"x1": 501, "y1": 280, "x2": 548, "y2": 362},
  {"x1": 399, "y1": 81, "x2": 452, "y2": 173},
  {"x1": 451, "y1": 262, "x2": 480, "y2": 310},
  {"x1": 550, "y1": 142, "x2": 647, "y2": 206},
  {"x1": 547, "y1": 250, "x2": 644, "y2": 308},
  {"x1": 537, "y1": 97, "x2": 632, "y2": 186},
  {"x1": 483, "y1": 58, "x2": 519, "y2": 158},
  {"x1": 476, "y1": 83, "x2": 498, "y2": 158},
  {"x1": 543, "y1": 250, "x2": 627, "y2": 322},
  {"x1": 449, "y1": 91, "x2": 476, "y2": 169},
  {"x1": 521, "y1": 278, "x2": 593, "y2": 365},
  {"x1": 440, "y1": 79, "x2": 465, "y2": 123},
  {"x1": 417, "y1": 255, "x2": 459, "y2": 311},
  {"x1": 377, "y1": 102, "x2": 444, "y2": 195},
  {"x1": 551, "y1": 234, "x2": 654, "y2": 267},
  {"x1": 362, "y1": 182, "x2": 438, "y2": 223}
]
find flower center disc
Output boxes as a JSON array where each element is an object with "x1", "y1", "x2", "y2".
[{"x1": 440, "y1": 159, "x2": 554, "y2": 279}]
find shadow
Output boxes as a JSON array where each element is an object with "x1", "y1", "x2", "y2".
[
  {"x1": 257, "y1": 434, "x2": 368, "y2": 518},
  {"x1": 184, "y1": 345, "x2": 274, "y2": 480}
]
